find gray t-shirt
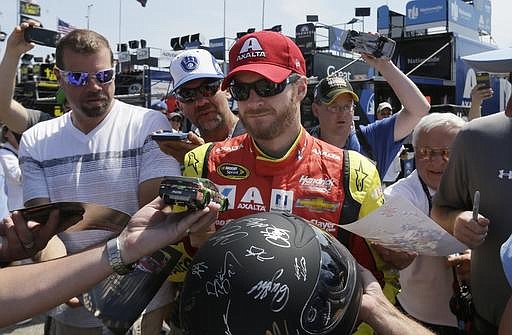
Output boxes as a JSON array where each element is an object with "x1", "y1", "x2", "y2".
[
  {"x1": 26, "y1": 108, "x2": 52, "y2": 129},
  {"x1": 433, "y1": 112, "x2": 512, "y2": 327}
]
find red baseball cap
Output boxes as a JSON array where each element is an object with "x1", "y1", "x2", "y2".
[{"x1": 222, "y1": 31, "x2": 306, "y2": 90}]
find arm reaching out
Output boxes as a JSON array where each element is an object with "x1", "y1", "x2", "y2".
[
  {"x1": 362, "y1": 53, "x2": 430, "y2": 141},
  {"x1": 0, "y1": 197, "x2": 219, "y2": 327}
]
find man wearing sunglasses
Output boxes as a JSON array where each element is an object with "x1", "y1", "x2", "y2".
[
  {"x1": 156, "y1": 49, "x2": 245, "y2": 163},
  {"x1": 180, "y1": 31, "x2": 397, "y2": 335},
  {"x1": 17, "y1": 29, "x2": 180, "y2": 335}
]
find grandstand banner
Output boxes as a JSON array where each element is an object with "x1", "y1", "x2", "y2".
[{"x1": 20, "y1": 1, "x2": 41, "y2": 16}]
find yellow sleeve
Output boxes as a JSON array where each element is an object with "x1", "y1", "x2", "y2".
[
  {"x1": 182, "y1": 143, "x2": 212, "y2": 178},
  {"x1": 346, "y1": 151, "x2": 400, "y2": 335}
]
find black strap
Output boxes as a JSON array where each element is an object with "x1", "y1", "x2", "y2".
[
  {"x1": 0, "y1": 146, "x2": 18, "y2": 158},
  {"x1": 355, "y1": 125, "x2": 374, "y2": 161},
  {"x1": 338, "y1": 150, "x2": 360, "y2": 248},
  {"x1": 418, "y1": 175, "x2": 432, "y2": 215}
]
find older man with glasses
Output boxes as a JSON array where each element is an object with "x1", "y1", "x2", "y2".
[
  {"x1": 384, "y1": 112, "x2": 470, "y2": 334},
  {"x1": 178, "y1": 30, "x2": 399, "y2": 335}
]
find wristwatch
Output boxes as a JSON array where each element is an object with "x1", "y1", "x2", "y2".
[{"x1": 106, "y1": 237, "x2": 135, "y2": 275}]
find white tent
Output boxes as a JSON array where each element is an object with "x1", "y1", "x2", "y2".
[{"x1": 462, "y1": 48, "x2": 512, "y2": 73}]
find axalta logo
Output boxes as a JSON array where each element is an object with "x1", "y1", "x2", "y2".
[
  {"x1": 236, "y1": 37, "x2": 266, "y2": 62},
  {"x1": 299, "y1": 175, "x2": 334, "y2": 193},
  {"x1": 311, "y1": 148, "x2": 341, "y2": 161},
  {"x1": 217, "y1": 163, "x2": 249, "y2": 180},
  {"x1": 215, "y1": 144, "x2": 244, "y2": 154},
  {"x1": 310, "y1": 218, "x2": 337, "y2": 233},
  {"x1": 237, "y1": 187, "x2": 266, "y2": 211},
  {"x1": 296, "y1": 198, "x2": 340, "y2": 213}
]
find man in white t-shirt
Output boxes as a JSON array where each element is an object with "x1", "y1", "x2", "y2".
[
  {"x1": 19, "y1": 28, "x2": 180, "y2": 335},
  {"x1": 384, "y1": 113, "x2": 468, "y2": 333}
]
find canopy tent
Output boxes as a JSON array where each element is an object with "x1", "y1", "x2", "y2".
[{"x1": 462, "y1": 48, "x2": 512, "y2": 73}]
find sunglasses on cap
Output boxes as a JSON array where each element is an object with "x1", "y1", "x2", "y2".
[
  {"x1": 228, "y1": 74, "x2": 300, "y2": 101},
  {"x1": 175, "y1": 79, "x2": 222, "y2": 103},
  {"x1": 57, "y1": 68, "x2": 115, "y2": 87},
  {"x1": 415, "y1": 147, "x2": 451, "y2": 161}
]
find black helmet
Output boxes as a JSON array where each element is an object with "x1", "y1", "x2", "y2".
[{"x1": 180, "y1": 212, "x2": 362, "y2": 335}]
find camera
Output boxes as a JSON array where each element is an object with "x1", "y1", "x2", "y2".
[
  {"x1": 24, "y1": 27, "x2": 61, "y2": 48},
  {"x1": 340, "y1": 30, "x2": 396, "y2": 59}
]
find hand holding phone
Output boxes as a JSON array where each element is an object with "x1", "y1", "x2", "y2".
[
  {"x1": 156, "y1": 131, "x2": 204, "y2": 163},
  {"x1": 16, "y1": 202, "x2": 85, "y2": 225},
  {"x1": 476, "y1": 72, "x2": 490, "y2": 89},
  {"x1": 23, "y1": 27, "x2": 61, "y2": 48},
  {"x1": 151, "y1": 130, "x2": 188, "y2": 141}
]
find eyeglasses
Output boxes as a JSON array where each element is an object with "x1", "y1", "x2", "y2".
[
  {"x1": 228, "y1": 74, "x2": 300, "y2": 101},
  {"x1": 175, "y1": 80, "x2": 222, "y2": 103},
  {"x1": 416, "y1": 147, "x2": 451, "y2": 161},
  {"x1": 326, "y1": 104, "x2": 354, "y2": 114},
  {"x1": 57, "y1": 68, "x2": 115, "y2": 87}
]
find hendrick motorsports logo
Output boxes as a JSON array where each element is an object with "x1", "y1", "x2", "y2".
[{"x1": 299, "y1": 175, "x2": 334, "y2": 193}]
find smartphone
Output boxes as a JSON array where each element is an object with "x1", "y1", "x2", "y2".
[
  {"x1": 16, "y1": 202, "x2": 85, "y2": 225},
  {"x1": 341, "y1": 30, "x2": 396, "y2": 59},
  {"x1": 24, "y1": 27, "x2": 61, "y2": 48},
  {"x1": 476, "y1": 72, "x2": 490, "y2": 89},
  {"x1": 151, "y1": 130, "x2": 188, "y2": 141}
]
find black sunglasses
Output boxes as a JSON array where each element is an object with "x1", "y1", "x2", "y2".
[
  {"x1": 228, "y1": 74, "x2": 300, "y2": 101},
  {"x1": 175, "y1": 79, "x2": 222, "y2": 103}
]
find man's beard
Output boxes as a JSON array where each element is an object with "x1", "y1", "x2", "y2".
[
  {"x1": 79, "y1": 93, "x2": 111, "y2": 118},
  {"x1": 240, "y1": 96, "x2": 296, "y2": 140},
  {"x1": 197, "y1": 112, "x2": 224, "y2": 133}
]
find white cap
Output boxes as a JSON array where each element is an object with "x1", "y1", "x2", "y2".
[
  {"x1": 377, "y1": 102, "x2": 392, "y2": 113},
  {"x1": 170, "y1": 49, "x2": 224, "y2": 92}
]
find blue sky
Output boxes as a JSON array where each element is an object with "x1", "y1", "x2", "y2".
[{"x1": 1, "y1": 0, "x2": 510, "y2": 59}]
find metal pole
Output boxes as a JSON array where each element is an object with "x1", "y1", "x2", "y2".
[
  {"x1": 261, "y1": 0, "x2": 265, "y2": 30},
  {"x1": 405, "y1": 40, "x2": 452, "y2": 76},
  {"x1": 118, "y1": 0, "x2": 122, "y2": 48},
  {"x1": 86, "y1": 4, "x2": 93, "y2": 29},
  {"x1": 223, "y1": 0, "x2": 227, "y2": 74}
]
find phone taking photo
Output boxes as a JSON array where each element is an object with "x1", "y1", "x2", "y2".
[
  {"x1": 151, "y1": 130, "x2": 188, "y2": 141},
  {"x1": 24, "y1": 27, "x2": 61, "y2": 48},
  {"x1": 16, "y1": 202, "x2": 85, "y2": 225},
  {"x1": 476, "y1": 72, "x2": 491, "y2": 89}
]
